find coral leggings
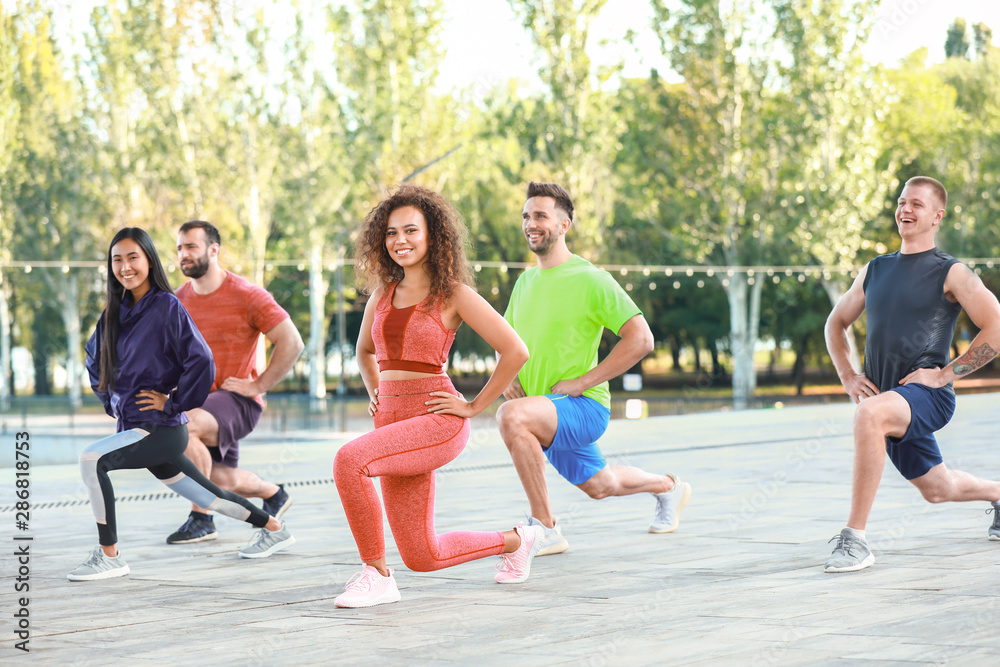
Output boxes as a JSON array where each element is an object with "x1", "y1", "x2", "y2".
[{"x1": 334, "y1": 376, "x2": 505, "y2": 570}]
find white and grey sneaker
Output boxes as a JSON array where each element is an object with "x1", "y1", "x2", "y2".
[
  {"x1": 527, "y1": 515, "x2": 569, "y2": 556},
  {"x1": 988, "y1": 502, "x2": 1000, "y2": 540},
  {"x1": 649, "y1": 474, "x2": 692, "y2": 533},
  {"x1": 238, "y1": 523, "x2": 296, "y2": 559},
  {"x1": 824, "y1": 528, "x2": 874, "y2": 573},
  {"x1": 67, "y1": 546, "x2": 130, "y2": 581}
]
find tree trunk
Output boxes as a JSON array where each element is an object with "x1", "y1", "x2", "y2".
[
  {"x1": 669, "y1": 334, "x2": 681, "y2": 371},
  {"x1": 710, "y1": 339, "x2": 723, "y2": 381},
  {"x1": 726, "y1": 279, "x2": 761, "y2": 409},
  {"x1": 62, "y1": 273, "x2": 83, "y2": 408},
  {"x1": 308, "y1": 241, "x2": 327, "y2": 411},
  {"x1": 32, "y1": 330, "x2": 50, "y2": 396},
  {"x1": 690, "y1": 336, "x2": 702, "y2": 374},
  {"x1": 0, "y1": 277, "x2": 10, "y2": 408},
  {"x1": 793, "y1": 335, "x2": 808, "y2": 396}
]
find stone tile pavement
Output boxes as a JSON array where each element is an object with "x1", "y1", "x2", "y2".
[{"x1": 2, "y1": 393, "x2": 999, "y2": 665}]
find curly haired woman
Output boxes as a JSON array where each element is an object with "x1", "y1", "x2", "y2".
[{"x1": 332, "y1": 184, "x2": 543, "y2": 608}]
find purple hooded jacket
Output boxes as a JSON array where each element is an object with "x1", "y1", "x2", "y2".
[{"x1": 85, "y1": 287, "x2": 215, "y2": 432}]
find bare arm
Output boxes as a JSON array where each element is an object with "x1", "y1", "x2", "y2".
[
  {"x1": 550, "y1": 314, "x2": 653, "y2": 397},
  {"x1": 426, "y1": 285, "x2": 529, "y2": 418},
  {"x1": 825, "y1": 264, "x2": 879, "y2": 403},
  {"x1": 220, "y1": 318, "x2": 304, "y2": 397},
  {"x1": 356, "y1": 288, "x2": 383, "y2": 415},
  {"x1": 900, "y1": 263, "x2": 1000, "y2": 388}
]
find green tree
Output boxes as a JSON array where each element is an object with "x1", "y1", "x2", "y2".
[
  {"x1": 7, "y1": 2, "x2": 105, "y2": 403},
  {"x1": 506, "y1": 0, "x2": 620, "y2": 254},
  {"x1": 648, "y1": 0, "x2": 883, "y2": 407},
  {"x1": 973, "y1": 22, "x2": 993, "y2": 60},
  {"x1": 0, "y1": 1, "x2": 19, "y2": 405},
  {"x1": 945, "y1": 18, "x2": 970, "y2": 59}
]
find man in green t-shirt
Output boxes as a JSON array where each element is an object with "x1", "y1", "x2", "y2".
[{"x1": 497, "y1": 181, "x2": 692, "y2": 556}]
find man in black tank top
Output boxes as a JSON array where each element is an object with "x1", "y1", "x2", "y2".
[{"x1": 823, "y1": 176, "x2": 1000, "y2": 573}]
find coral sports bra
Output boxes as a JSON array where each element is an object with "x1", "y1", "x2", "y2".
[{"x1": 372, "y1": 282, "x2": 457, "y2": 374}]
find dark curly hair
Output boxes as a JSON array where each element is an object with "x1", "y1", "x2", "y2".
[{"x1": 355, "y1": 184, "x2": 474, "y2": 302}]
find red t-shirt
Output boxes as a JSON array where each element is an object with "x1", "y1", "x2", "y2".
[{"x1": 175, "y1": 272, "x2": 289, "y2": 406}]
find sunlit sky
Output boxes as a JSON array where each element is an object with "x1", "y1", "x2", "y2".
[
  {"x1": 438, "y1": 0, "x2": 1000, "y2": 90},
  {"x1": 46, "y1": 0, "x2": 1000, "y2": 92}
]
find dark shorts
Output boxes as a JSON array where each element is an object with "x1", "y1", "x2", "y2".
[
  {"x1": 543, "y1": 394, "x2": 611, "y2": 485},
  {"x1": 885, "y1": 383, "x2": 956, "y2": 480},
  {"x1": 198, "y1": 390, "x2": 262, "y2": 468}
]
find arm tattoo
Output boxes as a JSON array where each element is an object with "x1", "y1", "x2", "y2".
[{"x1": 953, "y1": 342, "x2": 998, "y2": 376}]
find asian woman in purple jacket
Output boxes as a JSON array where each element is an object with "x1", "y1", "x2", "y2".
[{"x1": 70, "y1": 228, "x2": 294, "y2": 581}]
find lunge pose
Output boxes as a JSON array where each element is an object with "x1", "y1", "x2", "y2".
[
  {"x1": 71, "y1": 228, "x2": 294, "y2": 581},
  {"x1": 167, "y1": 220, "x2": 304, "y2": 544},
  {"x1": 333, "y1": 185, "x2": 540, "y2": 608},
  {"x1": 824, "y1": 176, "x2": 1000, "y2": 573},
  {"x1": 496, "y1": 181, "x2": 691, "y2": 556}
]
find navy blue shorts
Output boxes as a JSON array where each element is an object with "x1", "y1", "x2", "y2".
[
  {"x1": 885, "y1": 383, "x2": 955, "y2": 480},
  {"x1": 543, "y1": 394, "x2": 610, "y2": 485},
  {"x1": 199, "y1": 390, "x2": 262, "y2": 468}
]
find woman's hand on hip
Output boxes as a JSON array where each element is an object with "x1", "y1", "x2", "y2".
[
  {"x1": 425, "y1": 391, "x2": 474, "y2": 418},
  {"x1": 136, "y1": 389, "x2": 168, "y2": 412}
]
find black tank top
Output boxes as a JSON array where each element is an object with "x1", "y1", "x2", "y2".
[{"x1": 863, "y1": 248, "x2": 961, "y2": 393}]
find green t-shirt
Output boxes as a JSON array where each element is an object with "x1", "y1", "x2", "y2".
[{"x1": 503, "y1": 255, "x2": 642, "y2": 409}]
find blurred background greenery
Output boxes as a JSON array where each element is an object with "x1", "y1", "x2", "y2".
[{"x1": 1, "y1": 0, "x2": 998, "y2": 413}]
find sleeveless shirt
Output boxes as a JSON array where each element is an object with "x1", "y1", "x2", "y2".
[
  {"x1": 371, "y1": 282, "x2": 457, "y2": 374},
  {"x1": 863, "y1": 248, "x2": 961, "y2": 393}
]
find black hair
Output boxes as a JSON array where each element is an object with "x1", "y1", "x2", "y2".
[{"x1": 98, "y1": 227, "x2": 173, "y2": 391}]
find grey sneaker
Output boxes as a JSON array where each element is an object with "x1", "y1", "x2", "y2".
[
  {"x1": 527, "y1": 515, "x2": 569, "y2": 556},
  {"x1": 649, "y1": 474, "x2": 692, "y2": 533},
  {"x1": 988, "y1": 502, "x2": 1000, "y2": 540},
  {"x1": 67, "y1": 546, "x2": 130, "y2": 581},
  {"x1": 238, "y1": 523, "x2": 296, "y2": 559},
  {"x1": 824, "y1": 528, "x2": 875, "y2": 573}
]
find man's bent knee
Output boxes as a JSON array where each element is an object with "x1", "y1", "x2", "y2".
[
  {"x1": 578, "y1": 469, "x2": 614, "y2": 500},
  {"x1": 495, "y1": 401, "x2": 525, "y2": 433},
  {"x1": 854, "y1": 395, "x2": 909, "y2": 438},
  {"x1": 185, "y1": 408, "x2": 220, "y2": 442}
]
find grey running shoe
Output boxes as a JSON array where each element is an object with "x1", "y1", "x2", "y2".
[
  {"x1": 238, "y1": 523, "x2": 296, "y2": 559},
  {"x1": 67, "y1": 546, "x2": 130, "y2": 581},
  {"x1": 527, "y1": 515, "x2": 569, "y2": 556},
  {"x1": 167, "y1": 511, "x2": 217, "y2": 544},
  {"x1": 988, "y1": 502, "x2": 1000, "y2": 540},
  {"x1": 649, "y1": 473, "x2": 692, "y2": 533},
  {"x1": 262, "y1": 484, "x2": 292, "y2": 519},
  {"x1": 824, "y1": 528, "x2": 875, "y2": 573}
]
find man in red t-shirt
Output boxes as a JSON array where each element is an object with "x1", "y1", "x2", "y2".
[{"x1": 167, "y1": 220, "x2": 304, "y2": 544}]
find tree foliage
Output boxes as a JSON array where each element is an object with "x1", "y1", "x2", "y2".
[{"x1": 2, "y1": 0, "x2": 1000, "y2": 403}]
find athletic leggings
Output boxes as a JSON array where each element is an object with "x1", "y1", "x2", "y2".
[
  {"x1": 333, "y1": 376, "x2": 505, "y2": 570},
  {"x1": 79, "y1": 423, "x2": 270, "y2": 546}
]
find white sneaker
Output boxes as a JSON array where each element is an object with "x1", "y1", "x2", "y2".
[
  {"x1": 67, "y1": 546, "x2": 130, "y2": 581},
  {"x1": 649, "y1": 474, "x2": 692, "y2": 533},
  {"x1": 527, "y1": 515, "x2": 569, "y2": 556},
  {"x1": 334, "y1": 564, "x2": 401, "y2": 608},
  {"x1": 495, "y1": 523, "x2": 544, "y2": 584}
]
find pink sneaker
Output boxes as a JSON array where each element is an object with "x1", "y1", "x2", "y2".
[
  {"x1": 495, "y1": 522, "x2": 545, "y2": 584},
  {"x1": 334, "y1": 564, "x2": 401, "y2": 608}
]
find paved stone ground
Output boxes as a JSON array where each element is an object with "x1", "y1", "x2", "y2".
[{"x1": 2, "y1": 394, "x2": 1000, "y2": 665}]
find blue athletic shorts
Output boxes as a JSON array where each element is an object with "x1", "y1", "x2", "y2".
[
  {"x1": 542, "y1": 394, "x2": 611, "y2": 485},
  {"x1": 885, "y1": 383, "x2": 956, "y2": 480}
]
